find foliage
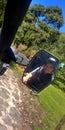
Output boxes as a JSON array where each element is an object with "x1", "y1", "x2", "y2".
[
  {"x1": 14, "y1": 16, "x2": 60, "y2": 48},
  {"x1": 44, "y1": 6, "x2": 64, "y2": 29},
  {"x1": 14, "y1": 4, "x2": 64, "y2": 48},
  {"x1": 30, "y1": 4, "x2": 64, "y2": 29},
  {"x1": 0, "y1": 0, "x2": 7, "y2": 27}
]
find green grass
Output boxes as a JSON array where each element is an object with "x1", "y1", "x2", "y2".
[
  {"x1": 11, "y1": 62, "x2": 23, "y2": 77},
  {"x1": 12, "y1": 65, "x2": 65, "y2": 130},
  {"x1": 54, "y1": 79, "x2": 65, "y2": 92},
  {"x1": 37, "y1": 85, "x2": 65, "y2": 130}
]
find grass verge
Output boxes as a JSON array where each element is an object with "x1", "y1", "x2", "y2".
[{"x1": 37, "y1": 85, "x2": 65, "y2": 130}]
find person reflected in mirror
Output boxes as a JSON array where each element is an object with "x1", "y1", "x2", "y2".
[{"x1": 23, "y1": 63, "x2": 54, "y2": 89}]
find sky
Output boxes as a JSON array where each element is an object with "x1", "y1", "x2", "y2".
[{"x1": 30, "y1": 0, "x2": 65, "y2": 32}]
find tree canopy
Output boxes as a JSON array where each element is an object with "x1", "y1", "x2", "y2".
[
  {"x1": 14, "y1": 4, "x2": 63, "y2": 47},
  {"x1": 29, "y1": 4, "x2": 64, "y2": 29}
]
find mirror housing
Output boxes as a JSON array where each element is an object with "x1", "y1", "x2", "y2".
[{"x1": 22, "y1": 50, "x2": 59, "y2": 93}]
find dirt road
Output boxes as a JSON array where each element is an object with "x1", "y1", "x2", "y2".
[
  {"x1": 0, "y1": 68, "x2": 23, "y2": 130},
  {"x1": 0, "y1": 68, "x2": 44, "y2": 130}
]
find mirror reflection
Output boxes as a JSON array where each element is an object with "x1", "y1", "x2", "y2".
[{"x1": 22, "y1": 50, "x2": 59, "y2": 92}]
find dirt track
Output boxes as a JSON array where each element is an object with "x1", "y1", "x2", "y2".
[{"x1": 0, "y1": 68, "x2": 44, "y2": 130}]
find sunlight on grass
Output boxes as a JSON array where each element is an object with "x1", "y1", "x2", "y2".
[
  {"x1": 11, "y1": 62, "x2": 65, "y2": 130},
  {"x1": 38, "y1": 85, "x2": 65, "y2": 130}
]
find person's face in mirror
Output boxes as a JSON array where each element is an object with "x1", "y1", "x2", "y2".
[{"x1": 43, "y1": 63, "x2": 54, "y2": 74}]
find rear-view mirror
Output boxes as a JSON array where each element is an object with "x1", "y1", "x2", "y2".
[{"x1": 22, "y1": 50, "x2": 59, "y2": 93}]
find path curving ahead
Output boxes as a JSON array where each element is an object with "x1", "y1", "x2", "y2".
[{"x1": 0, "y1": 68, "x2": 23, "y2": 130}]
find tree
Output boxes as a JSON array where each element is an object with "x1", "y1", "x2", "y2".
[
  {"x1": 14, "y1": 15, "x2": 60, "y2": 48},
  {"x1": 14, "y1": 4, "x2": 64, "y2": 49},
  {"x1": 44, "y1": 6, "x2": 64, "y2": 29},
  {"x1": 29, "y1": 4, "x2": 64, "y2": 29}
]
